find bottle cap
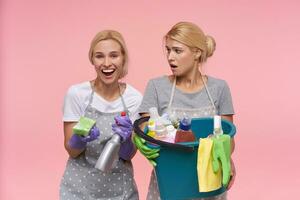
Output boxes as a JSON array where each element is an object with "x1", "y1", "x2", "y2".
[
  {"x1": 179, "y1": 117, "x2": 191, "y2": 131},
  {"x1": 166, "y1": 125, "x2": 175, "y2": 132},
  {"x1": 121, "y1": 111, "x2": 126, "y2": 116}
]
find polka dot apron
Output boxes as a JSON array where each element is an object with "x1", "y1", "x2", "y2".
[{"x1": 60, "y1": 89, "x2": 139, "y2": 200}]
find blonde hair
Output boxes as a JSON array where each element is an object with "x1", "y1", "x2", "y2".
[
  {"x1": 165, "y1": 22, "x2": 216, "y2": 63},
  {"x1": 88, "y1": 30, "x2": 129, "y2": 78}
]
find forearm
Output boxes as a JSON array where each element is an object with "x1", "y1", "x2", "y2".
[
  {"x1": 64, "y1": 122, "x2": 85, "y2": 158},
  {"x1": 119, "y1": 136, "x2": 137, "y2": 160},
  {"x1": 64, "y1": 141, "x2": 85, "y2": 158},
  {"x1": 221, "y1": 115, "x2": 235, "y2": 154}
]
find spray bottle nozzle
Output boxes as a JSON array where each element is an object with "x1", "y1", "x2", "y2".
[{"x1": 121, "y1": 111, "x2": 126, "y2": 116}]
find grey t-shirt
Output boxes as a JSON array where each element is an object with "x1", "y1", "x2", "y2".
[{"x1": 138, "y1": 75, "x2": 234, "y2": 116}]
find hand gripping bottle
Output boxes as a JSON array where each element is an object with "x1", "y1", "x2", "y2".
[{"x1": 95, "y1": 112, "x2": 127, "y2": 172}]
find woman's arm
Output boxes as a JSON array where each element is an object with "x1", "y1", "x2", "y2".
[
  {"x1": 221, "y1": 114, "x2": 236, "y2": 190},
  {"x1": 221, "y1": 114, "x2": 235, "y2": 154},
  {"x1": 64, "y1": 122, "x2": 85, "y2": 158}
]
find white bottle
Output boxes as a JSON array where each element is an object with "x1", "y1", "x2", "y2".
[
  {"x1": 164, "y1": 125, "x2": 177, "y2": 143},
  {"x1": 155, "y1": 120, "x2": 168, "y2": 139},
  {"x1": 149, "y1": 107, "x2": 168, "y2": 139},
  {"x1": 213, "y1": 115, "x2": 223, "y2": 137}
]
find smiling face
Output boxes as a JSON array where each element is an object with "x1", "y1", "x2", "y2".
[
  {"x1": 165, "y1": 38, "x2": 199, "y2": 77},
  {"x1": 92, "y1": 39, "x2": 124, "y2": 85}
]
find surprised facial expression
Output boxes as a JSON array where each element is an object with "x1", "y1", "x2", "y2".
[{"x1": 165, "y1": 38, "x2": 199, "y2": 77}]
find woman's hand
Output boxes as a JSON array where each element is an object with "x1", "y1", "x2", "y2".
[
  {"x1": 227, "y1": 158, "x2": 236, "y2": 190},
  {"x1": 112, "y1": 115, "x2": 133, "y2": 142},
  {"x1": 133, "y1": 134, "x2": 159, "y2": 166},
  {"x1": 68, "y1": 126, "x2": 100, "y2": 149},
  {"x1": 64, "y1": 122, "x2": 100, "y2": 158}
]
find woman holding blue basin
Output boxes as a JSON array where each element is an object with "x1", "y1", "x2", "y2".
[{"x1": 135, "y1": 22, "x2": 236, "y2": 200}]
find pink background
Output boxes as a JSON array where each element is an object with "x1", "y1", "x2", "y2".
[{"x1": 1, "y1": 0, "x2": 300, "y2": 199}]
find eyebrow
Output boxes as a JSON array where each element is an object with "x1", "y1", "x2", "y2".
[
  {"x1": 94, "y1": 51, "x2": 120, "y2": 54},
  {"x1": 165, "y1": 46, "x2": 184, "y2": 49}
]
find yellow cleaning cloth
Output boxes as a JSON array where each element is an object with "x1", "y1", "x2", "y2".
[{"x1": 197, "y1": 138, "x2": 222, "y2": 192}]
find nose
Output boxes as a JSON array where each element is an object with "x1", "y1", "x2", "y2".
[
  {"x1": 103, "y1": 57, "x2": 112, "y2": 67},
  {"x1": 167, "y1": 51, "x2": 174, "y2": 62}
]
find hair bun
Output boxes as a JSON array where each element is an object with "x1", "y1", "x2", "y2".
[{"x1": 206, "y1": 35, "x2": 216, "y2": 57}]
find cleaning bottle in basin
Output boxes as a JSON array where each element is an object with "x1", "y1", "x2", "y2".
[{"x1": 175, "y1": 116, "x2": 196, "y2": 143}]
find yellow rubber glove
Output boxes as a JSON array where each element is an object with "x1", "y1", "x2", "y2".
[
  {"x1": 212, "y1": 134, "x2": 231, "y2": 187},
  {"x1": 197, "y1": 138, "x2": 222, "y2": 192}
]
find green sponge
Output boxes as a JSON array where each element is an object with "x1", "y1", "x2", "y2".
[{"x1": 73, "y1": 117, "x2": 96, "y2": 136}]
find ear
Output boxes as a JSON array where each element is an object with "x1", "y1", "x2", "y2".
[{"x1": 194, "y1": 49, "x2": 201, "y2": 60}]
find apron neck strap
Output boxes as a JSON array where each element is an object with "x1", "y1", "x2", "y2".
[
  {"x1": 167, "y1": 75, "x2": 216, "y2": 111},
  {"x1": 88, "y1": 82, "x2": 130, "y2": 115},
  {"x1": 167, "y1": 76, "x2": 177, "y2": 109}
]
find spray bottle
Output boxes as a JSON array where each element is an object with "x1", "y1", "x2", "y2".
[{"x1": 95, "y1": 112, "x2": 127, "y2": 172}]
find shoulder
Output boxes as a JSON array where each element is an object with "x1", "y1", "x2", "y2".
[
  {"x1": 123, "y1": 83, "x2": 143, "y2": 102},
  {"x1": 123, "y1": 84, "x2": 143, "y2": 119},
  {"x1": 149, "y1": 75, "x2": 169, "y2": 84},
  {"x1": 146, "y1": 76, "x2": 171, "y2": 90},
  {"x1": 207, "y1": 76, "x2": 229, "y2": 89},
  {"x1": 125, "y1": 84, "x2": 143, "y2": 100},
  {"x1": 66, "y1": 81, "x2": 91, "y2": 98},
  {"x1": 207, "y1": 76, "x2": 232, "y2": 100}
]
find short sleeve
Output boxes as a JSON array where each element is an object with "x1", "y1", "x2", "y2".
[
  {"x1": 137, "y1": 80, "x2": 159, "y2": 115},
  {"x1": 124, "y1": 85, "x2": 143, "y2": 122},
  {"x1": 129, "y1": 97, "x2": 143, "y2": 122},
  {"x1": 62, "y1": 86, "x2": 83, "y2": 122},
  {"x1": 218, "y1": 81, "x2": 235, "y2": 115}
]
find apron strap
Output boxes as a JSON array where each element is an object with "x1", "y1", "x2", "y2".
[
  {"x1": 119, "y1": 84, "x2": 130, "y2": 116},
  {"x1": 201, "y1": 75, "x2": 216, "y2": 111},
  {"x1": 167, "y1": 76, "x2": 176, "y2": 110},
  {"x1": 167, "y1": 75, "x2": 216, "y2": 112},
  {"x1": 86, "y1": 81, "x2": 130, "y2": 115}
]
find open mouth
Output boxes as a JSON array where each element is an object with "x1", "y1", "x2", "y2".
[
  {"x1": 101, "y1": 69, "x2": 116, "y2": 76},
  {"x1": 170, "y1": 64, "x2": 178, "y2": 68}
]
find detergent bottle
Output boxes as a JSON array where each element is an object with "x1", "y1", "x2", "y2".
[{"x1": 175, "y1": 116, "x2": 196, "y2": 143}]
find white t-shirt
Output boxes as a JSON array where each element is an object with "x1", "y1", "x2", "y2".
[{"x1": 62, "y1": 81, "x2": 143, "y2": 122}]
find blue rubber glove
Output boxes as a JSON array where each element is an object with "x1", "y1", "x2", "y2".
[
  {"x1": 112, "y1": 115, "x2": 134, "y2": 160},
  {"x1": 68, "y1": 126, "x2": 100, "y2": 149}
]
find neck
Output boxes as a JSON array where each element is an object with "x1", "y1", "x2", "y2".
[
  {"x1": 93, "y1": 78, "x2": 120, "y2": 101},
  {"x1": 177, "y1": 71, "x2": 202, "y2": 86},
  {"x1": 174, "y1": 64, "x2": 207, "y2": 92}
]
